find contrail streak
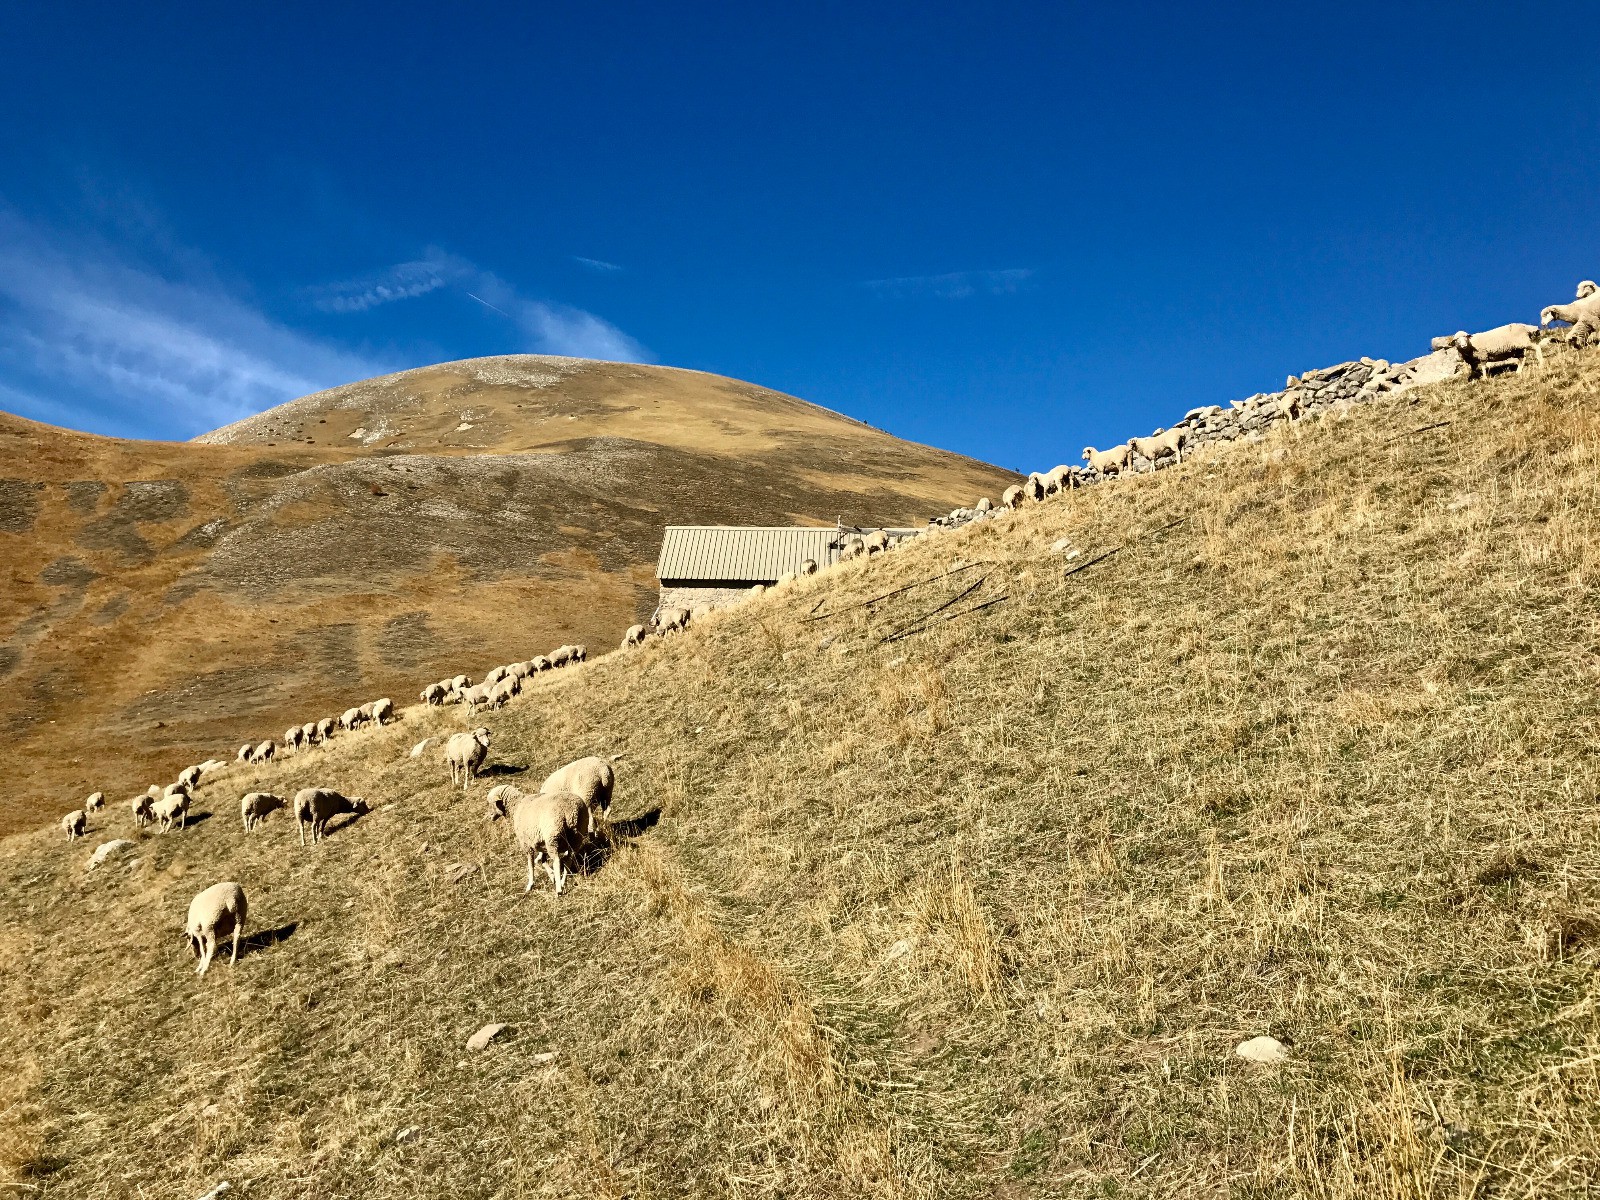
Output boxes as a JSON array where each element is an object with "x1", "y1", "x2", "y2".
[{"x1": 466, "y1": 291, "x2": 513, "y2": 319}]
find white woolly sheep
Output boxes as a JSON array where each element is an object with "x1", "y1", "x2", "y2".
[
  {"x1": 153, "y1": 792, "x2": 190, "y2": 833},
  {"x1": 486, "y1": 677, "x2": 518, "y2": 709},
  {"x1": 777, "y1": 571, "x2": 796, "y2": 587},
  {"x1": 163, "y1": 782, "x2": 191, "y2": 801},
  {"x1": 446, "y1": 727, "x2": 492, "y2": 790},
  {"x1": 1001, "y1": 484, "x2": 1024, "y2": 510},
  {"x1": 572, "y1": 645, "x2": 587, "y2": 662},
  {"x1": 656, "y1": 607, "x2": 690, "y2": 634},
  {"x1": 1130, "y1": 427, "x2": 1186, "y2": 467},
  {"x1": 1432, "y1": 324, "x2": 1545, "y2": 379},
  {"x1": 236, "y1": 744, "x2": 252, "y2": 762},
  {"x1": 510, "y1": 789, "x2": 591, "y2": 895},
  {"x1": 540, "y1": 755, "x2": 615, "y2": 834},
  {"x1": 62, "y1": 810, "x2": 85, "y2": 840},
  {"x1": 451, "y1": 674, "x2": 471, "y2": 690},
  {"x1": 84, "y1": 791, "x2": 105, "y2": 813},
  {"x1": 300, "y1": 722, "x2": 318, "y2": 744},
  {"x1": 1082, "y1": 445, "x2": 1131, "y2": 476},
  {"x1": 316, "y1": 717, "x2": 335, "y2": 741},
  {"x1": 372, "y1": 697, "x2": 394, "y2": 724},
  {"x1": 250, "y1": 740, "x2": 275, "y2": 764},
  {"x1": 800, "y1": 558, "x2": 818, "y2": 575},
  {"x1": 1024, "y1": 472, "x2": 1048, "y2": 501},
  {"x1": 177, "y1": 764, "x2": 203, "y2": 790},
  {"x1": 130, "y1": 794, "x2": 154, "y2": 827},
  {"x1": 421, "y1": 683, "x2": 446, "y2": 705},
  {"x1": 340, "y1": 707, "x2": 364, "y2": 731},
  {"x1": 529, "y1": 656, "x2": 551, "y2": 672},
  {"x1": 461, "y1": 683, "x2": 493, "y2": 713},
  {"x1": 1540, "y1": 281, "x2": 1600, "y2": 346},
  {"x1": 240, "y1": 791, "x2": 286, "y2": 831},
  {"x1": 293, "y1": 787, "x2": 369, "y2": 846},
  {"x1": 507, "y1": 661, "x2": 531, "y2": 680},
  {"x1": 865, "y1": 530, "x2": 890, "y2": 554},
  {"x1": 185, "y1": 882, "x2": 247, "y2": 976},
  {"x1": 623, "y1": 623, "x2": 647, "y2": 648},
  {"x1": 284, "y1": 727, "x2": 305, "y2": 753},
  {"x1": 485, "y1": 665, "x2": 511, "y2": 686}
]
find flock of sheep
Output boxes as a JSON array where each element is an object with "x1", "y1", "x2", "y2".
[{"x1": 49, "y1": 278, "x2": 1600, "y2": 978}]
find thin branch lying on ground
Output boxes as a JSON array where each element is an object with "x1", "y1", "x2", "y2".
[
  {"x1": 1062, "y1": 547, "x2": 1121, "y2": 580},
  {"x1": 806, "y1": 560, "x2": 987, "y2": 622},
  {"x1": 1385, "y1": 420, "x2": 1452, "y2": 446},
  {"x1": 882, "y1": 595, "x2": 1009, "y2": 644},
  {"x1": 879, "y1": 577, "x2": 987, "y2": 643}
]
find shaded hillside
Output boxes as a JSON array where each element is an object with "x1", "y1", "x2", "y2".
[
  {"x1": 4, "y1": 354, "x2": 1599, "y2": 1196},
  {"x1": 0, "y1": 357, "x2": 1016, "y2": 835}
]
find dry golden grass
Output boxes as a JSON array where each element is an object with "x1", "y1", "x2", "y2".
[{"x1": 4, "y1": 355, "x2": 1600, "y2": 1197}]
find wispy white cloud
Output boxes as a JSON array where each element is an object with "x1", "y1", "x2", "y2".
[
  {"x1": 306, "y1": 253, "x2": 467, "y2": 312},
  {"x1": 863, "y1": 268, "x2": 1036, "y2": 300},
  {"x1": 0, "y1": 209, "x2": 387, "y2": 439},
  {"x1": 315, "y1": 253, "x2": 651, "y2": 363},
  {"x1": 573, "y1": 256, "x2": 622, "y2": 273}
]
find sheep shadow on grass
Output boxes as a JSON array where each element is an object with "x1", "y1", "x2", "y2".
[
  {"x1": 479, "y1": 762, "x2": 526, "y2": 778},
  {"x1": 576, "y1": 806, "x2": 662, "y2": 876},
  {"x1": 238, "y1": 921, "x2": 298, "y2": 961}
]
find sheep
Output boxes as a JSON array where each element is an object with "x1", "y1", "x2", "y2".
[
  {"x1": 84, "y1": 791, "x2": 105, "y2": 814},
  {"x1": 1082, "y1": 445, "x2": 1131, "y2": 476},
  {"x1": 623, "y1": 623, "x2": 647, "y2": 648},
  {"x1": 316, "y1": 717, "x2": 335, "y2": 741},
  {"x1": 446, "y1": 727, "x2": 492, "y2": 790},
  {"x1": 451, "y1": 674, "x2": 471, "y2": 690},
  {"x1": 152, "y1": 792, "x2": 190, "y2": 833},
  {"x1": 840, "y1": 536, "x2": 866, "y2": 560},
  {"x1": 240, "y1": 791, "x2": 286, "y2": 831},
  {"x1": 1129, "y1": 427, "x2": 1186, "y2": 467},
  {"x1": 340, "y1": 707, "x2": 365, "y2": 732},
  {"x1": 284, "y1": 727, "x2": 305, "y2": 754},
  {"x1": 372, "y1": 697, "x2": 394, "y2": 725},
  {"x1": 656, "y1": 607, "x2": 690, "y2": 635},
  {"x1": 163, "y1": 782, "x2": 192, "y2": 801},
  {"x1": 529, "y1": 656, "x2": 551, "y2": 672},
  {"x1": 777, "y1": 571, "x2": 796, "y2": 587},
  {"x1": 62, "y1": 810, "x2": 86, "y2": 840},
  {"x1": 486, "y1": 677, "x2": 518, "y2": 709},
  {"x1": 572, "y1": 645, "x2": 587, "y2": 663},
  {"x1": 800, "y1": 557, "x2": 818, "y2": 575},
  {"x1": 865, "y1": 530, "x2": 890, "y2": 555},
  {"x1": 540, "y1": 755, "x2": 615, "y2": 834},
  {"x1": 130, "y1": 794, "x2": 154, "y2": 827},
  {"x1": 462, "y1": 683, "x2": 494, "y2": 713},
  {"x1": 507, "y1": 661, "x2": 532, "y2": 680},
  {"x1": 236, "y1": 744, "x2": 252, "y2": 762},
  {"x1": 185, "y1": 882, "x2": 247, "y2": 976},
  {"x1": 249, "y1": 740, "x2": 275, "y2": 764},
  {"x1": 1001, "y1": 484, "x2": 1024, "y2": 510},
  {"x1": 510, "y1": 789, "x2": 592, "y2": 895},
  {"x1": 485, "y1": 665, "x2": 511, "y2": 687},
  {"x1": 292, "y1": 788, "x2": 369, "y2": 846},
  {"x1": 421, "y1": 683, "x2": 447, "y2": 705},
  {"x1": 1431, "y1": 324, "x2": 1545, "y2": 379},
  {"x1": 1540, "y1": 281, "x2": 1600, "y2": 347},
  {"x1": 300, "y1": 722, "x2": 319, "y2": 745},
  {"x1": 1023, "y1": 472, "x2": 1048, "y2": 501}
]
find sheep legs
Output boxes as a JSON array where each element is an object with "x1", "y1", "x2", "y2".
[
  {"x1": 524, "y1": 849, "x2": 537, "y2": 893},
  {"x1": 231, "y1": 921, "x2": 242, "y2": 967},
  {"x1": 195, "y1": 934, "x2": 214, "y2": 976}
]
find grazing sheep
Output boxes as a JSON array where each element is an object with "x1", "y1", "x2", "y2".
[
  {"x1": 529, "y1": 656, "x2": 551, "y2": 672},
  {"x1": 800, "y1": 558, "x2": 818, "y2": 575},
  {"x1": 300, "y1": 721, "x2": 318, "y2": 744},
  {"x1": 507, "y1": 661, "x2": 532, "y2": 681},
  {"x1": 293, "y1": 788, "x2": 369, "y2": 846},
  {"x1": 163, "y1": 782, "x2": 192, "y2": 801},
  {"x1": 540, "y1": 755, "x2": 615, "y2": 833},
  {"x1": 153, "y1": 792, "x2": 190, "y2": 833},
  {"x1": 1082, "y1": 445, "x2": 1131, "y2": 476},
  {"x1": 249, "y1": 740, "x2": 275, "y2": 765},
  {"x1": 1130, "y1": 427, "x2": 1186, "y2": 467},
  {"x1": 623, "y1": 623, "x2": 647, "y2": 648},
  {"x1": 130, "y1": 794, "x2": 154, "y2": 827},
  {"x1": 236, "y1": 744, "x2": 252, "y2": 762},
  {"x1": 284, "y1": 727, "x2": 305, "y2": 754},
  {"x1": 656, "y1": 607, "x2": 690, "y2": 635},
  {"x1": 185, "y1": 882, "x2": 248, "y2": 976},
  {"x1": 84, "y1": 791, "x2": 105, "y2": 813},
  {"x1": 1001, "y1": 484, "x2": 1024, "y2": 510},
  {"x1": 62, "y1": 810, "x2": 86, "y2": 840},
  {"x1": 176, "y1": 764, "x2": 204, "y2": 790},
  {"x1": 1432, "y1": 324, "x2": 1545, "y2": 379},
  {"x1": 572, "y1": 645, "x2": 587, "y2": 663},
  {"x1": 461, "y1": 683, "x2": 493, "y2": 713},
  {"x1": 485, "y1": 665, "x2": 511, "y2": 687},
  {"x1": 841, "y1": 536, "x2": 866, "y2": 560},
  {"x1": 340, "y1": 707, "x2": 364, "y2": 732},
  {"x1": 510, "y1": 789, "x2": 591, "y2": 895},
  {"x1": 372, "y1": 697, "x2": 394, "y2": 725},
  {"x1": 240, "y1": 791, "x2": 286, "y2": 831},
  {"x1": 446, "y1": 727, "x2": 492, "y2": 790},
  {"x1": 1540, "y1": 281, "x2": 1600, "y2": 346},
  {"x1": 451, "y1": 674, "x2": 471, "y2": 690},
  {"x1": 316, "y1": 717, "x2": 335, "y2": 741},
  {"x1": 486, "y1": 677, "x2": 519, "y2": 709},
  {"x1": 421, "y1": 683, "x2": 447, "y2": 705},
  {"x1": 865, "y1": 530, "x2": 890, "y2": 554},
  {"x1": 1024, "y1": 472, "x2": 1048, "y2": 502}
]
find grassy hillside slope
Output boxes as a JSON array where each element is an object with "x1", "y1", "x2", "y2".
[
  {"x1": 3, "y1": 355, "x2": 1599, "y2": 1198},
  {"x1": 0, "y1": 356, "x2": 1015, "y2": 836}
]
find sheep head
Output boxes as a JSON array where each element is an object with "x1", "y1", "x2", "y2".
[
  {"x1": 350, "y1": 798, "x2": 370, "y2": 815},
  {"x1": 1081, "y1": 447, "x2": 1094, "y2": 461},
  {"x1": 1578, "y1": 281, "x2": 1597, "y2": 299},
  {"x1": 473, "y1": 727, "x2": 492, "y2": 747}
]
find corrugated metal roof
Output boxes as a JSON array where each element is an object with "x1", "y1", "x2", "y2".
[{"x1": 657, "y1": 526, "x2": 842, "y2": 583}]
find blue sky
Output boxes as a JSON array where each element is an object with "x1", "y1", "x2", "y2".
[{"x1": 1, "y1": 3, "x2": 1596, "y2": 470}]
